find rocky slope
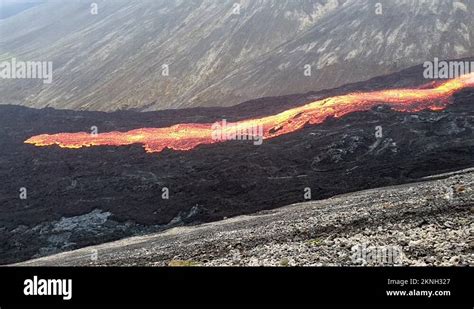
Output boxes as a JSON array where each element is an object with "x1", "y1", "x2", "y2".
[
  {"x1": 1, "y1": 62, "x2": 473, "y2": 265},
  {"x1": 14, "y1": 168, "x2": 474, "y2": 266},
  {"x1": 0, "y1": 0, "x2": 472, "y2": 111}
]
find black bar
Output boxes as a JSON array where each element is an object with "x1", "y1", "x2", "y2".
[{"x1": 0, "y1": 267, "x2": 471, "y2": 306}]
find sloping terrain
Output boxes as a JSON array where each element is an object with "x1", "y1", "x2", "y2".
[
  {"x1": 14, "y1": 168, "x2": 474, "y2": 266},
  {"x1": 0, "y1": 0, "x2": 45, "y2": 19},
  {"x1": 0, "y1": 63, "x2": 473, "y2": 264},
  {"x1": 0, "y1": 0, "x2": 472, "y2": 111}
]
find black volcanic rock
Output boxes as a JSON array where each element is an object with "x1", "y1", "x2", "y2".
[
  {"x1": 0, "y1": 66, "x2": 473, "y2": 264},
  {"x1": 15, "y1": 168, "x2": 474, "y2": 267}
]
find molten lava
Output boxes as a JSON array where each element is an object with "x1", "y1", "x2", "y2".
[{"x1": 25, "y1": 73, "x2": 474, "y2": 153}]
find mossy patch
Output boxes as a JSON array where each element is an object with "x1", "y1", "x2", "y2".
[
  {"x1": 306, "y1": 238, "x2": 323, "y2": 246},
  {"x1": 168, "y1": 259, "x2": 200, "y2": 267},
  {"x1": 279, "y1": 258, "x2": 289, "y2": 267}
]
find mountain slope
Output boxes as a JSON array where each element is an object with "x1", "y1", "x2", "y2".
[
  {"x1": 1, "y1": 61, "x2": 473, "y2": 264},
  {"x1": 0, "y1": 0, "x2": 472, "y2": 111}
]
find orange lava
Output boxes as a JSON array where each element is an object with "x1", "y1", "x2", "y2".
[{"x1": 25, "y1": 73, "x2": 474, "y2": 153}]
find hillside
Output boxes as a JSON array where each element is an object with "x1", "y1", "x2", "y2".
[
  {"x1": 0, "y1": 0, "x2": 472, "y2": 111},
  {"x1": 1, "y1": 62, "x2": 473, "y2": 264}
]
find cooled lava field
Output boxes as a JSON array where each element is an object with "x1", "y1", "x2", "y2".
[{"x1": 1, "y1": 63, "x2": 474, "y2": 264}]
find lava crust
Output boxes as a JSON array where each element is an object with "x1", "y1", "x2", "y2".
[{"x1": 1, "y1": 64, "x2": 473, "y2": 264}]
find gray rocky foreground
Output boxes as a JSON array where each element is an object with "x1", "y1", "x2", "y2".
[{"x1": 14, "y1": 169, "x2": 473, "y2": 267}]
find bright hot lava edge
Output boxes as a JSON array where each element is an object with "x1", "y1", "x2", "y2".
[{"x1": 25, "y1": 73, "x2": 474, "y2": 154}]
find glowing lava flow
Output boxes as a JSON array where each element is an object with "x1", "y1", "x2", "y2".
[{"x1": 25, "y1": 73, "x2": 474, "y2": 153}]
